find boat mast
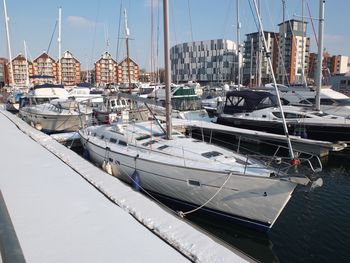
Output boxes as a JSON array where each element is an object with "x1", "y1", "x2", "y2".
[
  {"x1": 301, "y1": 0, "x2": 306, "y2": 86},
  {"x1": 253, "y1": 0, "x2": 295, "y2": 160},
  {"x1": 281, "y1": 0, "x2": 286, "y2": 85},
  {"x1": 236, "y1": 0, "x2": 241, "y2": 90},
  {"x1": 315, "y1": 0, "x2": 325, "y2": 111},
  {"x1": 3, "y1": 0, "x2": 14, "y2": 87},
  {"x1": 124, "y1": 9, "x2": 132, "y2": 93},
  {"x1": 257, "y1": 0, "x2": 262, "y2": 86},
  {"x1": 58, "y1": 6, "x2": 62, "y2": 84},
  {"x1": 23, "y1": 40, "x2": 30, "y2": 87},
  {"x1": 249, "y1": 37, "x2": 253, "y2": 87},
  {"x1": 163, "y1": 0, "x2": 172, "y2": 140}
]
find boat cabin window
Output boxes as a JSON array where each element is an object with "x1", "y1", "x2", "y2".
[
  {"x1": 299, "y1": 99, "x2": 313, "y2": 105},
  {"x1": 111, "y1": 100, "x2": 116, "y2": 107},
  {"x1": 256, "y1": 97, "x2": 275, "y2": 109},
  {"x1": 201, "y1": 151, "x2": 223, "y2": 158},
  {"x1": 110, "y1": 138, "x2": 117, "y2": 143},
  {"x1": 118, "y1": 140, "x2": 127, "y2": 146},
  {"x1": 122, "y1": 100, "x2": 126, "y2": 106},
  {"x1": 320, "y1": 98, "x2": 337, "y2": 105},
  {"x1": 100, "y1": 135, "x2": 105, "y2": 139},
  {"x1": 272, "y1": 112, "x2": 311, "y2": 119},
  {"x1": 314, "y1": 112, "x2": 329, "y2": 117}
]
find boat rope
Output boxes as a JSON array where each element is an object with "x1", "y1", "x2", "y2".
[{"x1": 177, "y1": 172, "x2": 234, "y2": 218}]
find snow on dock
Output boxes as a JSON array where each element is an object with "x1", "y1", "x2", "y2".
[{"x1": 0, "y1": 108, "x2": 252, "y2": 263}]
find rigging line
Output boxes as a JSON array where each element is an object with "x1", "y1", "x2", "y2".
[
  {"x1": 178, "y1": 172, "x2": 234, "y2": 217},
  {"x1": 116, "y1": 0, "x2": 123, "y2": 62},
  {"x1": 187, "y1": 0, "x2": 194, "y2": 42},
  {"x1": 46, "y1": 20, "x2": 58, "y2": 56},
  {"x1": 247, "y1": 0, "x2": 259, "y2": 34}
]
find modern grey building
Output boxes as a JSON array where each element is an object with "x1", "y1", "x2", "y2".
[{"x1": 170, "y1": 39, "x2": 237, "y2": 83}]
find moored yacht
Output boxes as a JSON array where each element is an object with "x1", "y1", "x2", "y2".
[
  {"x1": 79, "y1": 119, "x2": 315, "y2": 231},
  {"x1": 20, "y1": 98, "x2": 92, "y2": 133},
  {"x1": 261, "y1": 84, "x2": 350, "y2": 118},
  {"x1": 217, "y1": 90, "x2": 350, "y2": 142}
]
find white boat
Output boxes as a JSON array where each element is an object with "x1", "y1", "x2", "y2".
[
  {"x1": 79, "y1": 120, "x2": 313, "y2": 231},
  {"x1": 261, "y1": 84, "x2": 350, "y2": 118},
  {"x1": 20, "y1": 83, "x2": 69, "y2": 106},
  {"x1": 20, "y1": 99, "x2": 92, "y2": 132},
  {"x1": 93, "y1": 95, "x2": 148, "y2": 124},
  {"x1": 68, "y1": 84, "x2": 103, "y2": 104},
  {"x1": 217, "y1": 90, "x2": 350, "y2": 142}
]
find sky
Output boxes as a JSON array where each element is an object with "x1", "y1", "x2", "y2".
[{"x1": 1, "y1": 0, "x2": 350, "y2": 71}]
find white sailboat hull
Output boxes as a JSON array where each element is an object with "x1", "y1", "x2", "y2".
[{"x1": 80, "y1": 132, "x2": 297, "y2": 231}]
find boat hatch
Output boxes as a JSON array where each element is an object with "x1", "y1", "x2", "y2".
[
  {"x1": 157, "y1": 145, "x2": 169, "y2": 150},
  {"x1": 201, "y1": 151, "x2": 223, "y2": 158},
  {"x1": 142, "y1": 140, "x2": 158, "y2": 146}
]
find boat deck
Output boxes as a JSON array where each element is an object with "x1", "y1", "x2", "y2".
[{"x1": 0, "y1": 107, "x2": 252, "y2": 263}]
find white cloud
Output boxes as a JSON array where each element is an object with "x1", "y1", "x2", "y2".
[{"x1": 67, "y1": 16, "x2": 96, "y2": 28}]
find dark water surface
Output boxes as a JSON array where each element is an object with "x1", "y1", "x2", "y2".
[{"x1": 187, "y1": 152, "x2": 350, "y2": 262}]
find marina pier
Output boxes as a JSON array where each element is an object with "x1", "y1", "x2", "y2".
[{"x1": 0, "y1": 107, "x2": 252, "y2": 262}]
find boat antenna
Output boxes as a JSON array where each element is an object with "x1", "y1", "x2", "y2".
[
  {"x1": 252, "y1": 0, "x2": 296, "y2": 161},
  {"x1": 3, "y1": 0, "x2": 14, "y2": 88},
  {"x1": 163, "y1": 0, "x2": 172, "y2": 140}
]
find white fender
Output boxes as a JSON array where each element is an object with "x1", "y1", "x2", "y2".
[
  {"x1": 35, "y1": 123, "x2": 42, "y2": 131},
  {"x1": 105, "y1": 161, "x2": 113, "y2": 175}
]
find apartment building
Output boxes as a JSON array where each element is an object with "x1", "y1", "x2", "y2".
[
  {"x1": 117, "y1": 57, "x2": 139, "y2": 83},
  {"x1": 170, "y1": 39, "x2": 237, "y2": 83},
  {"x1": 7, "y1": 53, "x2": 33, "y2": 86},
  {"x1": 32, "y1": 52, "x2": 58, "y2": 84},
  {"x1": 0, "y1": 58, "x2": 8, "y2": 88},
  {"x1": 59, "y1": 51, "x2": 81, "y2": 86},
  {"x1": 277, "y1": 19, "x2": 310, "y2": 85},
  {"x1": 95, "y1": 52, "x2": 118, "y2": 86}
]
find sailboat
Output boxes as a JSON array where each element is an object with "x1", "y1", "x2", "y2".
[{"x1": 79, "y1": 0, "x2": 319, "y2": 231}]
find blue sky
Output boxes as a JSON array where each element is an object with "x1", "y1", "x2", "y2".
[{"x1": 1, "y1": 0, "x2": 349, "y2": 71}]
